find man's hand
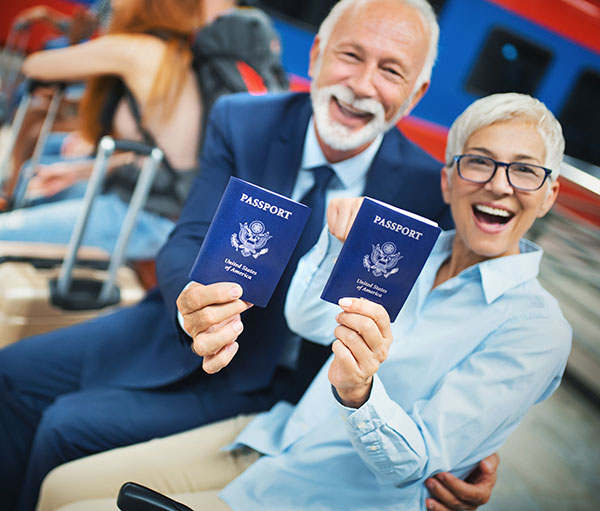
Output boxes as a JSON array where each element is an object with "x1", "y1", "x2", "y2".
[
  {"x1": 327, "y1": 197, "x2": 364, "y2": 242},
  {"x1": 329, "y1": 297, "x2": 393, "y2": 408},
  {"x1": 425, "y1": 453, "x2": 500, "y2": 510},
  {"x1": 176, "y1": 282, "x2": 252, "y2": 374}
]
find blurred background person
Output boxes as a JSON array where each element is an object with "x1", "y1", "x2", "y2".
[
  {"x1": 4, "y1": 0, "x2": 113, "y2": 181},
  {"x1": 0, "y1": 0, "x2": 209, "y2": 260}
]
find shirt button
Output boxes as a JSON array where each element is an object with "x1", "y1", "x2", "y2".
[
  {"x1": 368, "y1": 446, "x2": 378, "y2": 452},
  {"x1": 357, "y1": 421, "x2": 367, "y2": 430}
]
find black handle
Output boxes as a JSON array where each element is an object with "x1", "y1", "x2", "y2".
[
  {"x1": 112, "y1": 139, "x2": 158, "y2": 157},
  {"x1": 117, "y1": 482, "x2": 195, "y2": 511}
]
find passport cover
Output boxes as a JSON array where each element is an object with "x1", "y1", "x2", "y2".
[
  {"x1": 321, "y1": 197, "x2": 441, "y2": 321},
  {"x1": 189, "y1": 176, "x2": 310, "y2": 307}
]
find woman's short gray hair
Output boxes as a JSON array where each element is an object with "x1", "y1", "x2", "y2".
[
  {"x1": 445, "y1": 93, "x2": 565, "y2": 180},
  {"x1": 317, "y1": 0, "x2": 439, "y2": 100}
]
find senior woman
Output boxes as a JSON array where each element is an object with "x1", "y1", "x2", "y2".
[{"x1": 37, "y1": 93, "x2": 571, "y2": 511}]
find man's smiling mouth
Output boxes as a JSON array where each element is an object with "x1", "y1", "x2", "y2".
[{"x1": 333, "y1": 97, "x2": 374, "y2": 120}]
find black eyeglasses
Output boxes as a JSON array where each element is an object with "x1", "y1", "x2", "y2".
[{"x1": 453, "y1": 154, "x2": 553, "y2": 191}]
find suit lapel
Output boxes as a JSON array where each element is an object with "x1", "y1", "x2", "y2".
[{"x1": 262, "y1": 95, "x2": 313, "y2": 198}]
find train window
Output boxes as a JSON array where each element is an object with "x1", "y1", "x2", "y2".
[
  {"x1": 254, "y1": 0, "x2": 338, "y2": 29},
  {"x1": 465, "y1": 27, "x2": 553, "y2": 97},
  {"x1": 254, "y1": 0, "x2": 447, "y2": 30},
  {"x1": 428, "y1": 0, "x2": 448, "y2": 15},
  {"x1": 559, "y1": 69, "x2": 600, "y2": 167}
]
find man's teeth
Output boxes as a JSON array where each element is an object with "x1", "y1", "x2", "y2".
[
  {"x1": 336, "y1": 99, "x2": 370, "y2": 116},
  {"x1": 474, "y1": 204, "x2": 512, "y2": 217}
]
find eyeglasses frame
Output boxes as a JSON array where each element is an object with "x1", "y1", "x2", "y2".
[{"x1": 452, "y1": 154, "x2": 553, "y2": 191}]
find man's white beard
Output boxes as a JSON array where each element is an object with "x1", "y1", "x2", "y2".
[{"x1": 310, "y1": 84, "x2": 397, "y2": 152}]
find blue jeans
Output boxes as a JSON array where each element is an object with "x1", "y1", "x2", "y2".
[{"x1": 0, "y1": 181, "x2": 175, "y2": 260}]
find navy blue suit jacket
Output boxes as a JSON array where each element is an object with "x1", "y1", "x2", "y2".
[{"x1": 82, "y1": 92, "x2": 452, "y2": 394}]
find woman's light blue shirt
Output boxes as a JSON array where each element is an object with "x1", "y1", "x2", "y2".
[{"x1": 221, "y1": 229, "x2": 572, "y2": 511}]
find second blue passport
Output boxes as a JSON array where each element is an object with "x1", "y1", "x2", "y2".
[
  {"x1": 189, "y1": 177, "x2": 310, "y2": 307},
  {"x1": 321, "y1": 197, "x2": 441, "y2": 321}
]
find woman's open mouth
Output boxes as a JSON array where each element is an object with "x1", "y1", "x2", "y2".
[{"x1": 472, "y1": 204, "x2": 514, "y2": 226}]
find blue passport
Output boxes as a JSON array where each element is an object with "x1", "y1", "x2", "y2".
[
  {"x1": 320, "y1": 197, "x2": 441, "y2": 321},
  {"x1": 189, "y1": 177, "x2": 310, "y2": 307}
]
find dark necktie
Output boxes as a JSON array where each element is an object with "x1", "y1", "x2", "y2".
[
  {"x1": 289, "y1": 165, "x2": 336, "y2": 403},
  {"x1": 295, "y1": 165, "x2": 335, "y2": 259}
]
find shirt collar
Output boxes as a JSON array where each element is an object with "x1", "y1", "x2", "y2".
[
  {"x1": 432, "y1": 230, "x2": 543, "y2": 304},
  {"x1": 301, "y1": 117, "x2": 383, "y2": 189}
]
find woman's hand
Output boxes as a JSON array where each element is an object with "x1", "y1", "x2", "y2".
[
  {"x1": 329, "y1": 297, "x2": 393, "y2": 408},
  {"x1": 60, "y1": 131, "x2": 94, "y2": 159},
  {"x1": 28, "y1": 160, "x2": 90, "y2": 198},
  {"x1": 327, "y1": 197, "x2": 364, "y2": 243}
]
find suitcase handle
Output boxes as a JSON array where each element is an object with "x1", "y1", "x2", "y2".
[
  {"x1": 0, "y1": 80, "x2": 67, "y2": 200},
  {"x1": 112, "y1": 139, "x2": 158, "y2": 156},
  {"x1": 11, "y1": 82, "x2": 68, "y2": 208},
  {"x1": 51, "y1": 136, "x2": 163, "y2": 310}
]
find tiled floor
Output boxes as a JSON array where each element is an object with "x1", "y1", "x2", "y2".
[{"x1": 484, "y1": 379, "x2": 600, "y2": 510}]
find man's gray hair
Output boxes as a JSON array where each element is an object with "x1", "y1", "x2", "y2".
[
  {"x1": 316, "y1": 0, "x2": 439, "y2": 99},
  {"x1": 445, "y1": 93, "x2": 565, "y2": 180}
]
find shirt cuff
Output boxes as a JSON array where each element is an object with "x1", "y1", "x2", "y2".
[
  {"x1": 334, "y1": 375, "x2": 425, "y2": 455},
  {"x1": 177, "y1": 281, "x2": 195, "y2": 338}
]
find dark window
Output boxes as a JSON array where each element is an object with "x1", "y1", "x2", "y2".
[
  {"x1": 254, "y1": 0, "x2": 338, "y2": 29},
  {"x1": 428, "y1": 0, "x2": 448, "y2": 15},
  {"x1": 254, "y1": 0, "x2": 447, "y2": 30},
  {"x1": 465, "y1": 27, "x2": 553, "y2": 96},
  {"x1": 559, "y1": 69, "x2": 600, "y2": 167}
]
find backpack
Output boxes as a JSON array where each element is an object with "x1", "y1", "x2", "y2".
[
  {"x1": 109, "y1": 6, "x2": 289, "y2": 160},
  {"x1": 191, "y1": 7, "x2": 289, "y2": 131},
  {"x1": 99, "y1": 7, "x2": 289, "y2": 217}
]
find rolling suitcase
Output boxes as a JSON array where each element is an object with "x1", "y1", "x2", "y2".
[{"x1": 0, "y1": 136, "x2": 164, "y2": 346}]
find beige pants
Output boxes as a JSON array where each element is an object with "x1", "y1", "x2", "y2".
[{"x1": 37, "y1": 414, "x2": 259, "y2": 511}]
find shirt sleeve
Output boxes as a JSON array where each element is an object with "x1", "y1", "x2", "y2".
[
  {"x1": 333, "y1": 313, "x2": 572, "y2": 486},
  {"x1": 284, "y1": 226, "x2": 343, "y2": 345}
]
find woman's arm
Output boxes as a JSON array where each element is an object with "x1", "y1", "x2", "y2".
[
  {"x1": 332, "y1": 307, "x2": 571, "y2": 486},
  {"x1": 21, "y1": 34, "x2": 143, "y2": 83}
]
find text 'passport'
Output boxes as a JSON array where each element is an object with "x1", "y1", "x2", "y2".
[
  {"x1": 189, "y1": 177, "x2": 310, "y2": 307},
  {"x1": 321, "y1": 197, "x2": 441, "y2": 321}
]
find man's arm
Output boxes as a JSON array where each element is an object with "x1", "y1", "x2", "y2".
[
  {"x1": 154, "y1": 97, "x2": 254, "y2": 372},
  {"x1": 425, "y1": 454, "x2": 499, "y2": 511}
]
